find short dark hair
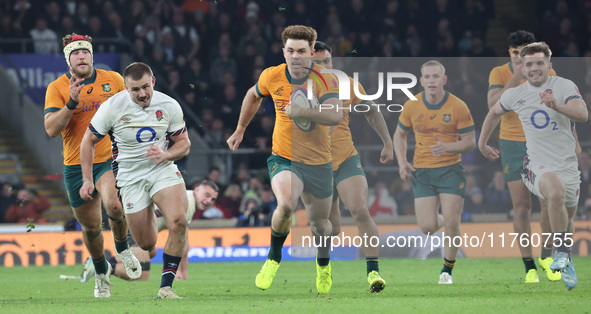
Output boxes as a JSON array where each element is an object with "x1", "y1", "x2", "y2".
[
  {"x1": 123, "y1": 62, "x2": 153, "y2": 81},
  {"x1": 198, "y1": 179, "x2": 219, "y2": 193},
  {"x1": 314, "y1": 41, "x2": 332, "y2": 54},
  {"x1": 519, "y1": 41, "x2": 552, "y2": 59},
  {"x1": 507, "y1": 30, "x2": 536, "y2": 48}
]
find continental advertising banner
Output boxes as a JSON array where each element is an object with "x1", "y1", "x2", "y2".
[
  {"x1": 1, "y1": 222, "x2": 590, "y2": 267},
  {"x1": 0, "y1": 53, "x2": 119, "y2": 103}
]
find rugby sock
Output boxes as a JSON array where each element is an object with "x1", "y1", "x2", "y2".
[
  {"x1": 160, "y1": 253, "x2": 181, "y2": 288},
  {"x1": 107, "y1": 256, "x2": 117, "y2": 275},
  {"x1": 540, "y1": 245, "x2": 553, "y2": 259},
  {"x1": 522, "y1": 257, "x2": 536, "y2": 272},
  {"x1": 441, "y1": 258, "x2": 455, "y2": 275},
  {"x1": 366, "y1": 257, "x2": 379, "y2": 274},
  {"x1": 314, "y1": 232, "x2": 330, "y2": 267},
  {"x1": 268, "y1": 229, "x2": 289, "y2": 263},
  {"x1": 92, "y1": 255, "x2": 109, "y2": 275},
  {"x1": 553, "y1": 232, "x2": 571, "y2": 254},
  {"x1": 114, "y1": 236, "x2": 129, "y2": 254}
]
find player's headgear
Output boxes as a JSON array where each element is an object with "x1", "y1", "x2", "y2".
[{"x1": 63, "y1": 34, "x2": 93, "y2": 69}]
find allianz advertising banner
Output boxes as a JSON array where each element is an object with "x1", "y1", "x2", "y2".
[
  {"x1": 1, "y1": 223, "x2": 591, "y2": 267},
  {"x1": 0, "y1": 53, "x2": 119, "y2": 104}
]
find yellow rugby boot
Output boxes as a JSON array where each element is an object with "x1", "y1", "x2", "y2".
[
  {"x1": 367, "y1": 271, "x2": 386, "y2": 292},
  {"x1": 539, "y1": 257, "x2": 561, "y2": 281},
  {"x1": 255, "y1": 259, "x2": 280, "y2": 290},
  {"x1": 525, "y1": 269, "x2": 539, "y2": 283},
  {"x1": 316, "y1": 262, "x2": 332, "y2": 294}
]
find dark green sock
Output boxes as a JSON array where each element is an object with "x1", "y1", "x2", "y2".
[
  {"x1": 522, "y1": 256, "x2": 536, "y2": 272},
  {"x1": 313, "y1": 232, "x2": 331, "y2": 266},
  {"x1": 317, "y1": 257, "x2": 330, "y2": 267},
  {"x1": 92, "y1": 255, "x2": 108, "y2": 275},
  {"x1": 441, "y1": 258, "x2": 455, "y2": 275},
  {"x1": 366, "y1": 257, "x2": 379, "y2": 274},
  {"x1": 268, "y1": 229, "x2": 289, "y2": 263},
  {"x1": 114, "y1": 236, "x2": 129, "y2": 254},
  {"x1": 540, "y1": 246, "x2": 553, "y2": 259}
]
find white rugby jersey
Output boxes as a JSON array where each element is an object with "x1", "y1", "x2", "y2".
[
  {"x1": 89, "y1": 90, "x2": 186, "y2": 186},
  {"x1": 499, "y1": 76, "x2": 580, "y2": 169}
]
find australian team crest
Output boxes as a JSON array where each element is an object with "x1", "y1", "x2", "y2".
[
  {"x1": 101, "y1": 83, "x2": 111, "y2": 92},
  {"x1": 156, "y1": 110, "x2": 164, "y2": 121},
  {"x1": 443, "y1": 114, "x2": 451, "y2": 122}
]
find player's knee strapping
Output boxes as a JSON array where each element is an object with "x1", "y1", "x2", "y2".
[
  {"x1": 83, "y1": 229, "x2": 102, "y2": 242},
  {"x1": 113, "y1": 235, "x2": 128, "y2": 242},
  {"x1": 107, "y1": 214, "x2": 126, "y2": 223}
]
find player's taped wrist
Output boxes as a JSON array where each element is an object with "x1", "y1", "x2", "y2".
[
  {"x1": 236, "y1": 125, "x2": 246, "y2": 132},
  {"x1": 66, "y1": 97, "x2": 79, "y2": 110}
]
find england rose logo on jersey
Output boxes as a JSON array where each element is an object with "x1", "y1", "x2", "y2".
[
  {"x1": 156, "y1": 110, "x2": 163, "y2": 121},
  {"x1": 544, "y1": 89, "x2": 553, "y2": 94}
]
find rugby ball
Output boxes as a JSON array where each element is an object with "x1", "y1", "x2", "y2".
[{"x1": 290, "y1": 87, "x2": 319, "y2": 131}]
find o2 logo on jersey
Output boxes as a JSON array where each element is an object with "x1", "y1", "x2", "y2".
[
  {"x1": 530, "y1": 110, "x2": 558, "y2": 130},
  {"x1": 136, "y1": 127, "x2": 159, "y2": 143}
]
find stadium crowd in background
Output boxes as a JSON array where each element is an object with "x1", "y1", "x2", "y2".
[
  {"x1": 1, "y1": 0, "x2": 591, "y2": 223},
  {"x1": 2, "y1": 183, "x2": 50, "y2": 223}
]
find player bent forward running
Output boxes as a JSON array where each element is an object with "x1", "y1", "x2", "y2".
[
  {"x1": 44, "y1": 33, "x2": 141, "y2": 298},
  {"x1": 314, "y1": 41, "x2": 392, "y2": 292},
  {"x1": 80, "y1": 62, "x2": 191, "y2": 299},
  {"x1": 479, "y1": 42, "x2": 588, "y2": 290},
  {"x1": 487, "y1": 30, "x2": 577, "y2": 283},
  {"x1": 80, "y1": 181, "x2": 219, "y2": 282},
  {"x1": 227, "y1": 25, "x2": 343, "y2": 294},
  {"x1": 393, "y1": 60, "x2": 476, "y2": 284}
]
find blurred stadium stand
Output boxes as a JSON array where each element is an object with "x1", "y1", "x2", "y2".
[{"x1": 0, "y1": 0, "x2": 590, "y2": 224}]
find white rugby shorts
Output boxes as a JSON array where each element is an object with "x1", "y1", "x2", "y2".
[
  {"x1": 119, "y1": 163, "x2": 185, "y2": 214},
  {"x1": 521, "y1": 157, "x2": 581, "y2": 208}
]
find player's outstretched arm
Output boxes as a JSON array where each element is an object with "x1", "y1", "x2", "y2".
[
  {"x1": 478, "y1": 102, "x2": 505, "y2": 161},
  {"x1": 393, "y1": 126, "x2": 415, "y2": 181},
  {"x1": 79, "y1": 129, "x2": 101, "y2": 201},
  {"x1": 363, "y1": 101, "x2": 394, "y2": 163},
  {"x1": 227, "y1": 85, "x2": 263, "y2": 151}
]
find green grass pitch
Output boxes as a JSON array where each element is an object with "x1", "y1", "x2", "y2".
[{"x1": 1, "y1": 258, "x2": 589, "y2": 313}]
